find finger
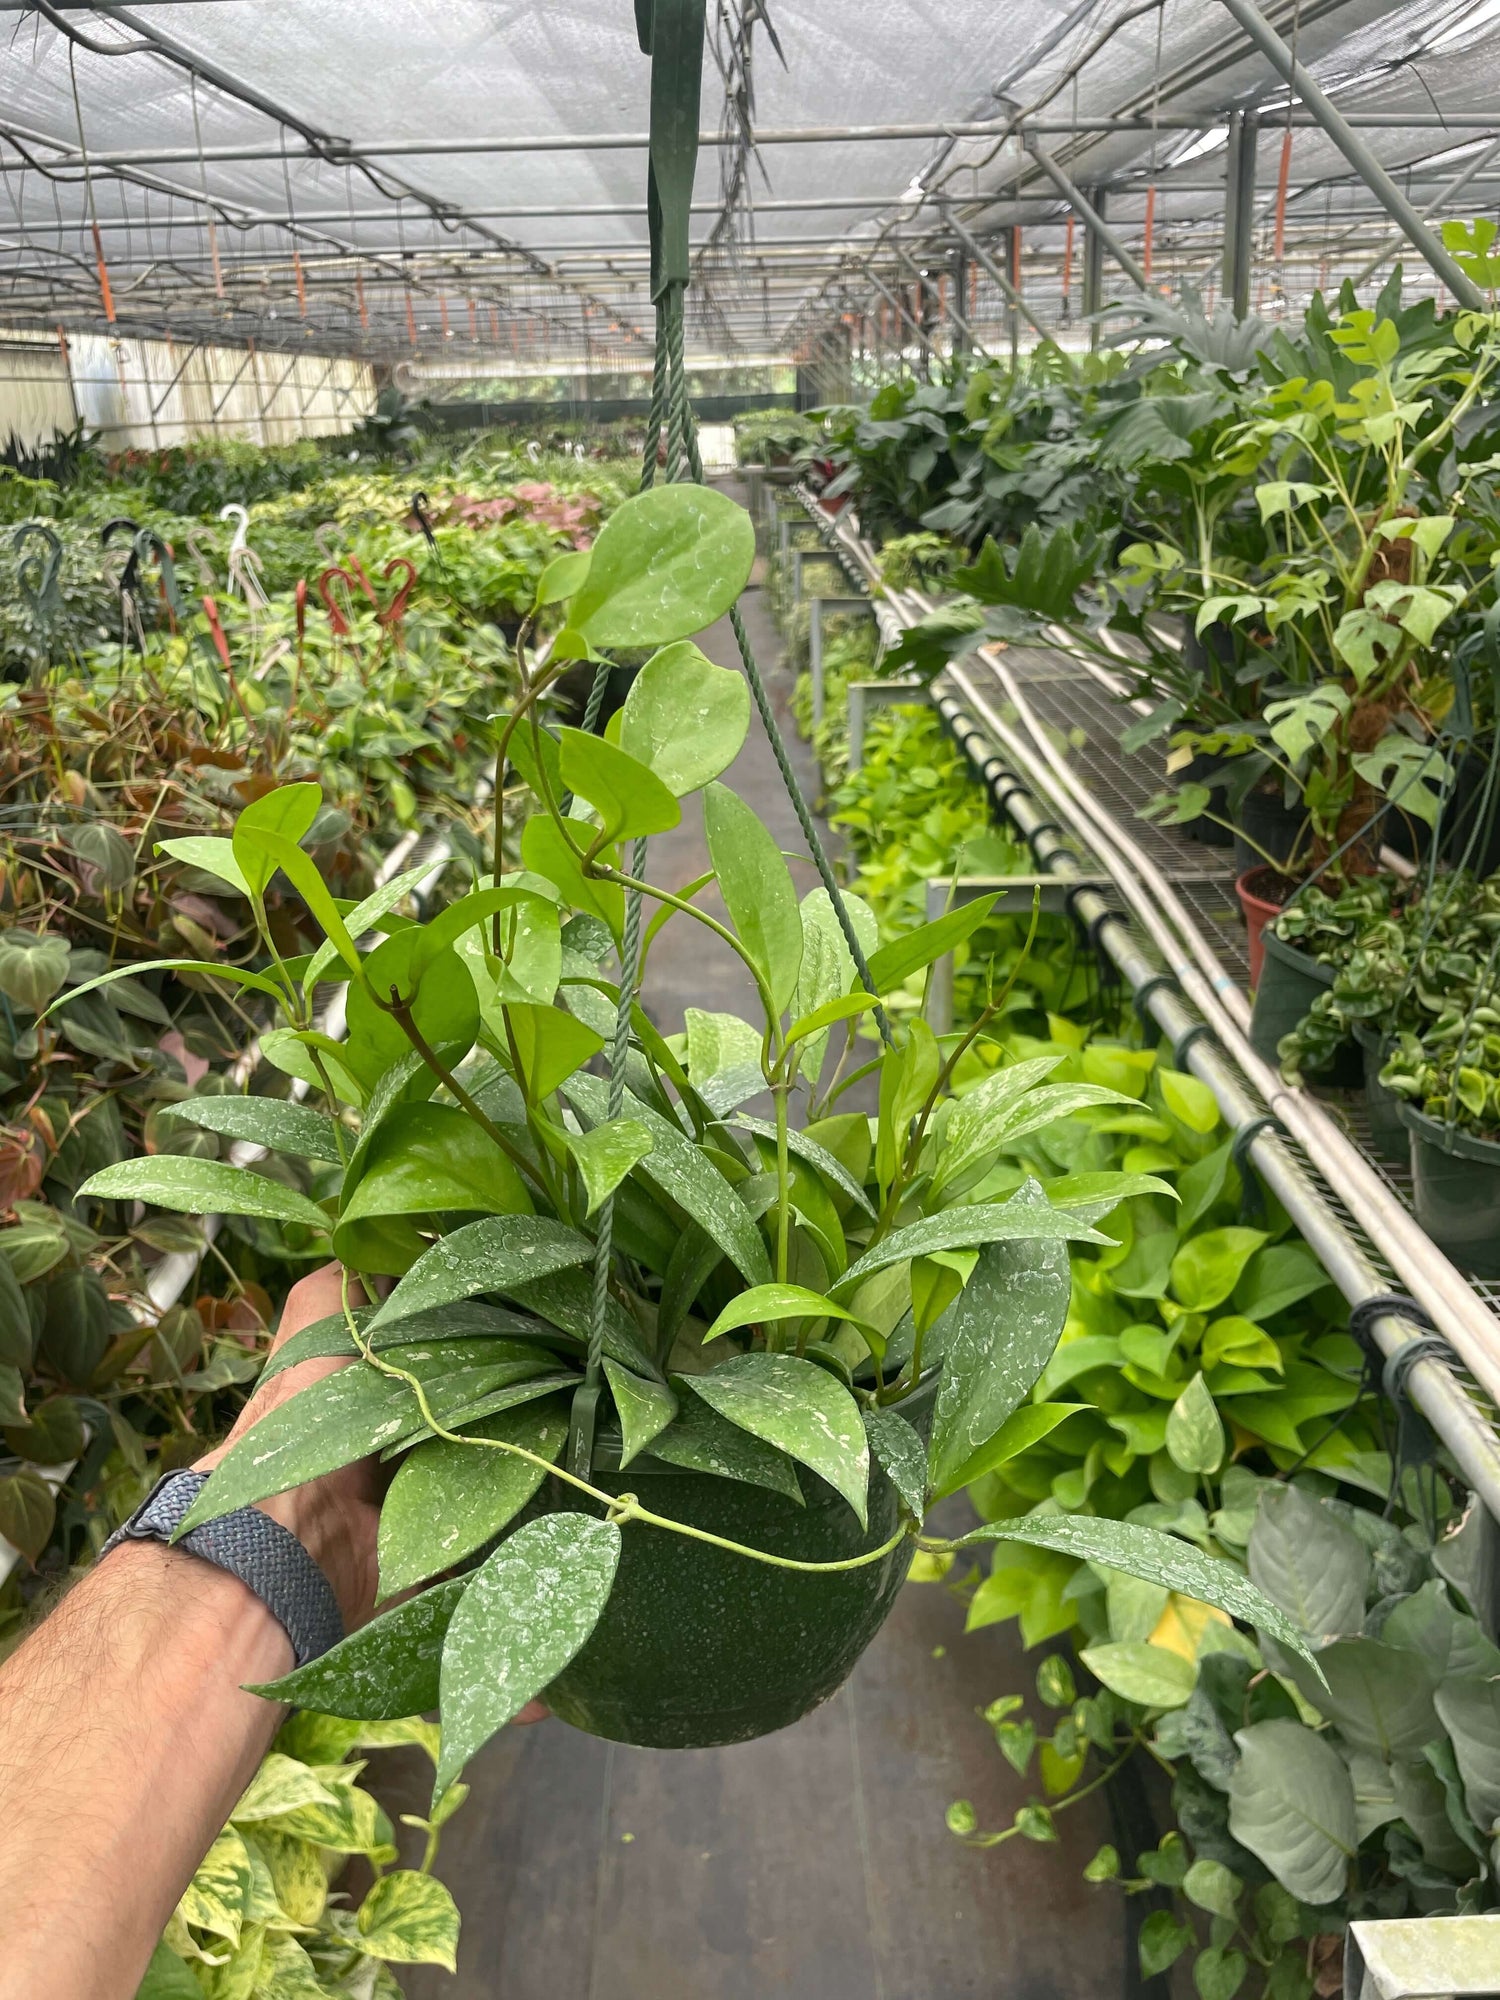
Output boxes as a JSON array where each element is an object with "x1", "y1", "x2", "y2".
[
  {"x1": 511, "y1": 1701, "x2": 550, "y2": 1727},
  {"x1": 271, "y1": 1263, "x2": 362, "y2": 1351}
]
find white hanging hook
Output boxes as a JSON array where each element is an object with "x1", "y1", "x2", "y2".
[
  {"x1": 526, "y1": 439, "x2": 542, "y2": 463},
  {"x1": 218, "y1": 502, "x2": 268, "y2": 611},
  {"x1": 218, "y1": 502, "x2": 250, "y2": 555}
]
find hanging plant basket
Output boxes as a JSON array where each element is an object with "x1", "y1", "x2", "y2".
[
  {"x1": 1399, "y1": 1104, "x2": 1500, "y2": 1279},
  {"x1": 1248, "y1": 923, "x2": 1334, "y2": 1064},
  {"x1": 543, "y1": 1370, "x2": 941, "y2": 1748}
]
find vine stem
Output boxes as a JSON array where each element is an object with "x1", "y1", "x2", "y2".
[{"x1": 338, "y1": 1274, "x2": 917, "y2": 1577}]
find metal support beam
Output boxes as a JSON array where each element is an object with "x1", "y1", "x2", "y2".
[
  {"x1": 1081, "y1": 187, "x2": 1105, "y2": 343},
  {"x1": 941, "y1": 211, "x2": 1051, "y2": 345},
  {"x1": 1214, "y1": 0, "x2": 1486, "y2": 310},
  {"x1": 1351, "y1": 130, "x2": 1500, "y2": 289},
  {"x1": 1027, "y1": 143, "x2": 1149, "y2": 292},
  {"x1": 1222, "y1": 109, "x2": 1258, "y2": 320}
]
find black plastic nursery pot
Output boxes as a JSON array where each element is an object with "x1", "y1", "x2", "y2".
[
  {"x1": 542, "y1": 1369, "x2": 940, "y2": 1750},
  {"x1": 1353, "y1": 1024, "x2": 1407, "y2": 1166},
  {"x1": 1248, "y1": 926, "x2": 1334, "y2": 1061},
  {"x1": 1232, "y1": 785, "x2": 1304, "y2": 878},
  {"x1": 1400, "y1": 1104, "x2": 1500, "y2": 1280}
]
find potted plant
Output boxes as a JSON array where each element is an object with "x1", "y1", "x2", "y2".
[
  {"x1": 67, "y1": 483, "x2": 1310, "y2": 1778},
  {"x1": 1245, "y1": 873, "x2": 1400, "y2": 1069}
]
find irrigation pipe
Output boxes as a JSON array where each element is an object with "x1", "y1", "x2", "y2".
[{"x1": 945, "y1": 653, "x2": 1500, "y2": 1413}]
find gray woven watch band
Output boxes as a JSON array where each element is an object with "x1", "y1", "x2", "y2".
[{"x1": 101, "y1": 1470, "x2": 344, "y2": 1668}]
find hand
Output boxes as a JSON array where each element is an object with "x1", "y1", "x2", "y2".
[{"x1": 194, "y1": 1263, "x2": 382, "y2": 1633}]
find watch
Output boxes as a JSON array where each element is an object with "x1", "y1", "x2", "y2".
[{"x1": 101, "y1": 1469, "x2": 344, "y2": 1669}]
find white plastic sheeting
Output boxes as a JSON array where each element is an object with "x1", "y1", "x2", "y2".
[
  {"x1": 0, "y1": 327, "x2": 372, "y2": 449},
  {"x1": 0, "y1": 1, "x2": 1495, "y2": 365}
]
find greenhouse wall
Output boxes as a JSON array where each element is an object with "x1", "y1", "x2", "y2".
[{"x1": 0, "y1": 328, "x2": 375, "y2": 452}]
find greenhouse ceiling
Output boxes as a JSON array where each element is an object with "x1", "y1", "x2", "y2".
[{"x1": 1, "y1": 0, "x2": 1499, "y2": 372}]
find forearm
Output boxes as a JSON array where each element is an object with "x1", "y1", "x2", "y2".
[{"x1": 0, "y1": 1538, "x2": 293, "y2": 2000}]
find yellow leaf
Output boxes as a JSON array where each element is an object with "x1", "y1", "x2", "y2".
[{"x1": 1148, "y1": 1592, "x2": 1230, "y2": 1661}]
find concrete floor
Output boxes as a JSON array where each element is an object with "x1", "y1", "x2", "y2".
[{"x1": 377, "y1": 563, "x2": 1126, "y2": 1999}]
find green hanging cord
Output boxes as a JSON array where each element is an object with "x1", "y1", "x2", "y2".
[
  {"x1": 569, "y1": 833, "x2": 650, "y2": 1476},
  {"x1": 640, "y1": 301, "x2": 670, "y2": 493}
]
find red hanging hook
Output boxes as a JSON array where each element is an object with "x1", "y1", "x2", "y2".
[{"x1": 376, "y1": 556, "x2": 417, "y2": 636}]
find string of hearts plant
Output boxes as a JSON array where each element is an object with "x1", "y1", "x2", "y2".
[{"x1": 66, "y1": 481, "x2": 1314, "y2": 1783}]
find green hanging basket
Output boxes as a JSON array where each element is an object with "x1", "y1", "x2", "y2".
[{"x1": 542, "y1": 1369, "x2": 942, "y2": 1748}]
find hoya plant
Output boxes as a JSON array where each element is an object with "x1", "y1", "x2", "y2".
[{"x1": 72, "y1": 481, "x2": 1311, "y2": 1778}]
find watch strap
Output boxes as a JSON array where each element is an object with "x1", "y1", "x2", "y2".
[{"x1": 102, "y1": 1470, "x2": 344, "y2": 1669}]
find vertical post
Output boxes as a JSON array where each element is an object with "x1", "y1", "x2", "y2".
[
  {"x1": 1082, "y1": 187, "x2": 1106, "y2": 347},
  {"x1": 1222, "y1": 110, "x2": 1258, "y2": 320},
  {"x1": 847, "y1": 682, "x2": 868, "y2": 775},
  {"x1": 1012, "y1": 229, "x2": 1024, "y2": 362},
  {"x1": 810, "y1": 597, "x2": 825, "y2": 729},
  {"x1": 950, "y1": 246, "x2": 970, "y2": 359}
]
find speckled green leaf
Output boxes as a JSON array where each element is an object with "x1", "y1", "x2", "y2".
[
  {"x1": 77, "y1": 1155, "x2": 329, "y2": 1231},
  {"x1": 158, "y1": 1097, "x2": 342, "y2": 1163},
  {"x1": 179, "y1": 1342, "x2": 555, "y2": 1528},
  {"x1": 953, "y1": 1514, "x2": 1316, "y2": 1668},
  {"x1": 686, "y1": 1353, "x2": 870, "y2": 1527},
  {"x1": 650, "y1": 1384, "x2": 803, "y2": 1500},
  {"x1": 864, "y1": 1407, "x2": 927, "y2": 1518},
  {"x1": 564, "y1": 1072, "x2": 771, "y2": 1288},
  {"x1": 603, "y1": 1361, "x2": 678, "y2": 1467},
  {"x1": 435, "y1": 1513, "x2": 621, "y2": 1799},
  {"x1": 368, "y1": 1216, "x2": 594, "y2": 1335},
  {"x1": 251, "y1": 1579, "x2": 466, "y2": 1718},
  {"x1": 377, "y1": 1397, "x2": 569, "y2": 1598},
  {"x1": 927, "y1": 1220, "x2": 1072, "y2": 1497},
  {"x1": 833, "y1": 1180, "x2": 1107, "y2": 1298}
]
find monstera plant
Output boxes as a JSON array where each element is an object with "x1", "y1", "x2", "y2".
[{"x1": 68, "y1": 482, "x2": 1311, "y2": 1782}]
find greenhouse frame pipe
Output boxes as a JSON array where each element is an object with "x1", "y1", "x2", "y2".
[
  {"x1": 948, "y1": 650, "x2": 1500, "y2": 1410},
  {"x1": 938, "y1": 213, "x2": 1051, "y2": 344},
  {"x1": 1213, "y1": 0, "x2": 1486, "y2": 310},
  {"x1": 891, "y1": 244, "x2": 993, "y2": 361},
  {"x1": 43, "y1": 115, "x2": 1500, "y2": 173},
  {"x1": 928, "y1": 671, "x2": 1500, "y2": 1522},
  {"x1": 1024, "y1": 144, "x2": 1149, "y2": 292}
]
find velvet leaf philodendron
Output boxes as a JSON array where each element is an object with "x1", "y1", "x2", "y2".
[{"x1": 73, "y1": 483, "x2": 1314, "y2": 1767}]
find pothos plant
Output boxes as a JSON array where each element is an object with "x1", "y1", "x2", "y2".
[
  {"x1": 142, "y1": 1709, "x2": 463, "y2": 1998},
  {"x1": 68, "y1": 481, "x2": 1312, "y2": 1778}
]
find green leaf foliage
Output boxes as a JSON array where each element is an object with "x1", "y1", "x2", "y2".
[
  {"x1": 687, "y1": 1353, "x2": 870, "y2": 1525},
  {"x1": 1227, "y1": 1720, "x2": 1357, "y2": 1904},
  {"x1": 927, "y1": 1222, "x2": 1072, "y2": 1497},
  {"x1": 434, "y1": 1513, "x2": 621, "y2": 1798},
  {"x1": 376, "y1": 1397, "x2": 569, "y2": 1598},
  {"x1": 569, "y1": 483, "x2": 755, "y2": 647},
  {"x1": 702, "y1": 780, "x2": 803, "y2": 1015},
  {"x1": 619, "y1": 641, "x2": 751, "y2": 796},
  {"x1": 78, "y1": 1156, "x2": 329, "y2": 1233},
  {"x1": 252, "y1": 1580, "x2": 468, "y2": 1718}
]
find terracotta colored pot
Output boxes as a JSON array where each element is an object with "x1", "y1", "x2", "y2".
[{"x1": 1236, "y1": 865, "x2": 1294, "y2": 986}]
